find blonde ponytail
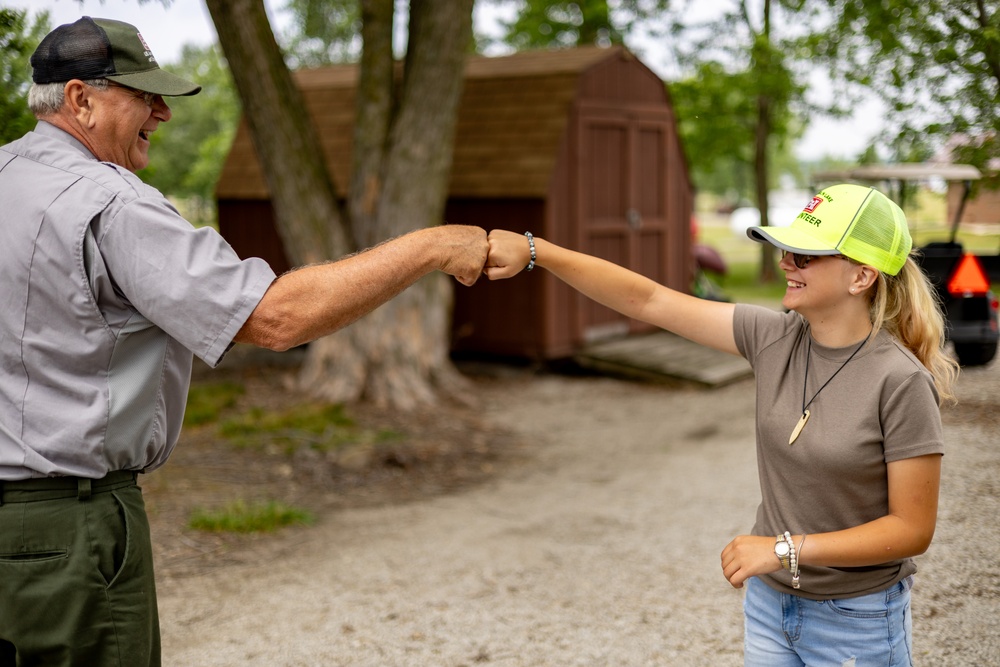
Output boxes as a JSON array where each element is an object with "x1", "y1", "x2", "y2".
[{"x1": 868, "y1": 257, "x2": 959, "y2": 403}]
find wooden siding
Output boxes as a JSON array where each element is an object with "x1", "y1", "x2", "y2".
[
  {"x1": 217, "y1": 199, "x2": 292, "y2": 275},
  {"x1": 449, "y1": 199, "x2": 548, "y2": 357},
  {"x1": 216, "y1": 46, "x2": 665, "y2": 202}
]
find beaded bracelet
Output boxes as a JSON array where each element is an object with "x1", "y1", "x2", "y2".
[
  {"x1": 784, "y1": 531, "x2": 796, "y2": 575},
  {"x1": 524, "y1": 231, "x2": 536, "y2": 271}
]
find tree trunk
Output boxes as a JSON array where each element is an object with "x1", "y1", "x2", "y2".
[
  {"x1": 755, "y1": 92, "x2": 778, "y2": 282},
  {"x1": 297, "y1": 273, "x2": 459, "y2": 410},
  {"x1": 348, "y1": 0, "x2": 394, "y2": 248},
  {"x1": 204, "y1": 0, "x2": 478, "y2": 410},
  {"x1": 754, "y1": 0, "x2": 778, "y2": 283},
  {"x1": 204, "y1": 0, "x2": 350, "y2": 266},
  {"x1": 295, "y1": 0, "x2": 477, "y2": 409}
]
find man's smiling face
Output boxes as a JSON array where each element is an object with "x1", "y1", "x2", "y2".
[{"x1": 87, "y1": 81, "x2": 171, "y2": 172}]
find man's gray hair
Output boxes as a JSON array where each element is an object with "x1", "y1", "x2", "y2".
[{"x1": 28, "y1": 79, "x2": 109, "y2": 117}]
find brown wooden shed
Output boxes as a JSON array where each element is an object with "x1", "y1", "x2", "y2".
[{"x1": 216, "y1": 45, "x2": 693, "y2": 360}]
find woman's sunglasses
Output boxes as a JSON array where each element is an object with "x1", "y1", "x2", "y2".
[{"x1": 781, "y1": 251, "x2": 851, "y2": 269}]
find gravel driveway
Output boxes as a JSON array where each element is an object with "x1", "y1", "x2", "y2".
[{"x1": 156, "y1": 356, "x2": 1000, "y2": 666}]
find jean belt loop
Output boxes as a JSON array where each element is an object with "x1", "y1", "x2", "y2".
[{"x1": 77, "y1": 477, "x2": 92, "y2": 501}]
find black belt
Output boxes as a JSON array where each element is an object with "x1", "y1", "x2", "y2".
[{"x1": 0, "y1": 470, "x2": 138, "y2": 504}]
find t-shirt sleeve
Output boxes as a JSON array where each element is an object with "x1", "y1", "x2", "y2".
[
  {"x1": 881, "y1": 369, "x2": 945, "y2": 461},
  {"x1": 733, "y1": 303, "x2": 800, "y2": 366},
  {"x1": 97, "y1": 196, "x2": 276, "y2": 367}
]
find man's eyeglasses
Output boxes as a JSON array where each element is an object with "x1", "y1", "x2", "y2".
[
  {"x1": 103, "y1": 81, "x2": 157, "y2": 107},
  {"x1": 781, "y1": 251, "x2": 852, "y2": 269}
]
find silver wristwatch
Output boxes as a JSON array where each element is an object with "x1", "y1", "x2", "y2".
[{"x1": 774, "y1": 534, "x2": 792, "y2": 570}]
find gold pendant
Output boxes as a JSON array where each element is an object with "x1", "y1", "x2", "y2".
[{"x1": 789, "y1": 409, "x2": 810, "y2": 445}]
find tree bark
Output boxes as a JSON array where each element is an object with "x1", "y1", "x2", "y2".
[
  {"x1": 755, "y1": 93, "x2": 778, "y2": 282},
  {"x1": 204, "y1": 0, "x2": 350, "y2": 266},
  {"x1": 293, "y1": 0, "x2": 477, "y2": 409},
  {"x1": 349, "y1": 0, "x2": 394, "y2": 248},
  {"x1": 753, "y1": 0, "x2": 778, "y2": 283}
]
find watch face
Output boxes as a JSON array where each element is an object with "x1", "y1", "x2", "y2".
[{"x1": 775, "y1": 542, "x2": 790, "y2": 556}]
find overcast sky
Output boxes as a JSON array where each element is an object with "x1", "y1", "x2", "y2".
[{"x1": 12, "y1": 0, "x2": 882, "y2": 161}]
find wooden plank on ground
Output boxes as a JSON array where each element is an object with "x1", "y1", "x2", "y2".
[{"x1": 574, "y1": 331, "x2": 752, "y2": 387}]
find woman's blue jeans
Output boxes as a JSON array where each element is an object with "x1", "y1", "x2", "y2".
[{"x1": 743, "y1": 575, "x2": 913, "y2": 667}]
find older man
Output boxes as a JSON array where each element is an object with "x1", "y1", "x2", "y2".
[{"x1": 0, "y1": 16, "x2": 486, "y2": 666}]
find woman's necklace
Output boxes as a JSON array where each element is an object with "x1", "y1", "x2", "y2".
[{"x1": 788, "y1": 329, "x2": 873, "y2": 445}]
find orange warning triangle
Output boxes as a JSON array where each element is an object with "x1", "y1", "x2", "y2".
[{"x1": 948, "y1": 254, "x2": 991, "y2": 295}]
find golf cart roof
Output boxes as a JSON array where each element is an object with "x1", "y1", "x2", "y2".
[{"x1": 812, "y1": 162, "x2": 982, "y2": 183}]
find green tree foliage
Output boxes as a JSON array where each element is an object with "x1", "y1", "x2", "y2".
[
  {"x1": 667, "y1": 2, "x2": 807, "y2": 188},
  {"x1": 281, "y1": 0, "x2": 362, "y2": 66},
  {"x1": 666, "y1": 1, "x2": 811, "y2": 280},
  {"x1": 668, "y1": 62, "x2": 759, "y2": 204},
  {"x1": 140, "y1": 44, "x2": 240, "y2": 223},
  {"x1": 817, "y1": 0, "x2": 1000, "y2": 173},
  {"x1": 487, "y1": 0, "x2": 670, "y2": 50},
  {"x1": 0, "y1": 8, "x2": 50, "y2": 145}
]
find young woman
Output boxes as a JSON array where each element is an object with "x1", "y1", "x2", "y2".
[{"x1": 484, "y1": 183, "x2": 957, "y2": 666}]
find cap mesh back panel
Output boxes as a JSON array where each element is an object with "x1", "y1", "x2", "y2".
[
  {"x1": 842, "y1": 197, "x2": 907, "y2": 270},
  {"x1": 31, "y1": 19, "x2": 114, "y2": 83}
]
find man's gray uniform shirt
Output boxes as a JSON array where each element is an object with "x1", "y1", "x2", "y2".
[{"x1": 0, "y1": 122, "x2": 276, "y2": 479}]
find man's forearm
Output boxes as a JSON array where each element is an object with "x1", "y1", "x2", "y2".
[{"x1": 235, "y1": 226, "x2": 486, "y2": 350}]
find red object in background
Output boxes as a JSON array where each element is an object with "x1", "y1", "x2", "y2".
[
  {"x1": 948, "y1": 254, "x2": 991, "y2": 296},
  {"x1": 693, "y1": 243, "x2": 727, "y2": 275},
  {"x1": 690, "y1": 216, "x2": 727, "y2": 275}
]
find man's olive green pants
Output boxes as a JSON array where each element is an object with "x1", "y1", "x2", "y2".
[{"x1": 0, "y1": 472, "x2": 160, "y2": 666}]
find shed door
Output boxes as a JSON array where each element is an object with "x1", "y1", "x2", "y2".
[{"x1": 576, "y1": 107, "x2": 674, "y2": 342}]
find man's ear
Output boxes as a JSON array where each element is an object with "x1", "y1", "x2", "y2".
[{"x1": 63, "y1": 80, "x2": 97, "y2": 127}]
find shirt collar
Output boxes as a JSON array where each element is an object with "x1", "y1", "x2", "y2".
[{"x1": 34, "y1": 120, "x2": 98, "y2": 161}]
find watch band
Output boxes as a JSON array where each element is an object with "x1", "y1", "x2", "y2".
[{"x1": 774, "y1": 534, "x2": 792, "y2": 570}]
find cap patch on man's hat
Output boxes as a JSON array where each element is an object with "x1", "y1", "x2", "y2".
[{"x1": 136, "y1": 31, "x2": 154, "y2": 61}]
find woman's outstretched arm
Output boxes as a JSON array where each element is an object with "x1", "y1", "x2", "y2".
[{"x1": 485, "y1": 230, "x2": 739, "y2": 354}]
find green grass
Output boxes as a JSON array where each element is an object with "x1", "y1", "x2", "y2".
[
  {"x1": 695, "y1": 220, "x2": 785, "y2": 304},
  {"x1": 180, "y1": 378, "x2": 408, "y2": 538},
  {"x1": 716, "y1": 260, "x2": 788, "y2": 303},
  {"x1": 218, "y1": 403, "x2": 401, "y2": 454},
  {"x1": 184, "y1": 375, "x2": 403, "y2": 456},
  {"x1": 188, "y1": 499, "x2": 313, "y2": 533},
  {"x1": 184, "y1": 380, "x2": 245, "y2": 427}
]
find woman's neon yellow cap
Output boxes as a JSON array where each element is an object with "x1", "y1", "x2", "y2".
[{"x1": 747, "y1": 184, "x2": 912, "y2": 275}]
